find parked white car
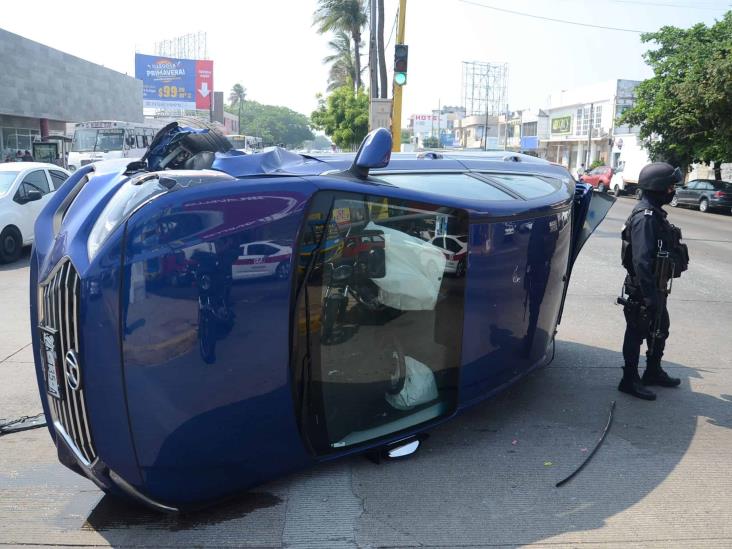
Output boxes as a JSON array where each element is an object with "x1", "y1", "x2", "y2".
[
  {"x1": 0, "y1": 162, "x2": 70, "y2": 262},
  {"x1": 428, "y1": 234, "x2": 468, "y2": 276},
  {"x1": 232, "y1": 241, "x2": 292, "y2": 280}
]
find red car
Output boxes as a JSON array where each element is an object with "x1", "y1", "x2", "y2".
[{"x1": 581, "y1": 166, "x2": 614, "y2": 192}]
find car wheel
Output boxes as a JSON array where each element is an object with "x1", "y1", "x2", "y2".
[
  {"x1": 455, "y1": 258, "x2": 466, "y2": 278},
  {"x1": 0, "y1": 226, "x2": 22, "y2": 263},
  {"x1": 699, "y1": 198, "x2": 709, "y2": 213},
  {"x1": 634, "y1": 188, "x2": 643, "y2": 200},
  {"x1": 670, "y1": 195, "x2": 679, "y2": 207},
  {"x1": 597, "y1": 183, "x2": 606, "y2": 193},
  {"x1": 275, "y1": 261, "x2": 290, "y2": 280},
  {"x1": 613, "y1": 185, "x2": 621, "y2": 197}
]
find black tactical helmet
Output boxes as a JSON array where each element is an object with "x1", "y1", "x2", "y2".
[{"x1": 639, "y1": 162, "x2": 683, "y2": 191}]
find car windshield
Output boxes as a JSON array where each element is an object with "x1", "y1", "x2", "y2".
[
  {"x1": 72, "y1": 129, "x2": 125, "y2": 152},
  {"x1": 0, "y1": 172, "x2": 19, "y2": 196},
  {"x1": 71, "y1": 129, "x2": 98, "y2": 152}
]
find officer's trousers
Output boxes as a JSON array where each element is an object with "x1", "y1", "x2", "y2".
[{"x1": 622, "y1": 300, "x2": 670, "y2": 373}]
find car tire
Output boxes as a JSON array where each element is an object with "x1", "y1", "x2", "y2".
[
  {"x1": 0, "y1": 226, "x2": 22, "y2": 264},
  {"x1": 670, "y1": 195, "x2": 679, "y2": 207},
  {"x1": 597, "y1": 183, "x2": 606, "y2": 193},
  {"x1": 275, "y1": 261, "x2": 290, "y2": 280},
  {"x1": 634, "y1": 188, "x2": 643, "y2": 200},
  {"x1": 613, "y1": 185, "x2": 621, "y2": 197},
  {"x1": 455, "y1": 258, "x2": 466, "y2": 278},
  {"x1": 699, "y1": 198, "x2": 709, "y2": 213}
]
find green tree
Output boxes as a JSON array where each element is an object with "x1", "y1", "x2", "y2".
[
  {"x1": 229, "y1": 83, "x2": 247, "y2": 135},
  {"x1": 620, "y1": 13, "x2": 732, "y2": 178},
  {"x1": 310, "y1": 85, "x2": 369, "y2": 149},
  {"x1": 400, "y1": 128, "x2": 411, "y2": 144},
  {"x1": 323, "y1": 31, "x2": 361, "y2": 92},
  {"x1": 422, "y1": 136, "x2": 439, "y2": 149},
  {"x1": 227, "y1": 101, "x2": 314, "y2": 148},
  {"x1": 314, "y1": 0, "x2": 367, "y2": 91}
]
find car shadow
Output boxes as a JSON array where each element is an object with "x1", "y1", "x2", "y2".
[
  {"x1": 78, "y1": 340, "x2": 730, "y2": 546},
  {"x1": 0, "y1": 246, "x2": 31, "y2": 271}
]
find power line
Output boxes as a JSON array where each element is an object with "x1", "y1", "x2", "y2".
[
  {"x1": 385, "y1": 7, "x2": 398, "y2": 49},
  {"x1": 457, "y1": 0, "x2": 649, "y2": 33}
]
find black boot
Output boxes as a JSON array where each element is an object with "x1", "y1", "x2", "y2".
[
  {"x1": 618, "y1": 368, "x2": 657, "y2": 400},
  {"x1": 642, "y1": 365, "x2": 681, "y2": 387}
]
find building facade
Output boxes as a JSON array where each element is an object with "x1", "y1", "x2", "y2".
[
  {"x1": 0, "y1": 27, "x2": 143, "y2": 159},
  {"x1": 540, "y1": 79, "x2": 641, "y2": 175}
]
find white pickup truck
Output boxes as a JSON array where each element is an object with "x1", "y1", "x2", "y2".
[{"x1": 609, "y1": 137, "x2": 650, "y2": 198}]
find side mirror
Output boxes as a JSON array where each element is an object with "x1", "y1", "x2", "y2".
[
  {"x1": 349, "y1": 128, "x2": 392, "y2": 180},
  {"x1": 25, "y1": 189, "x2": 43, "y2": 202}
]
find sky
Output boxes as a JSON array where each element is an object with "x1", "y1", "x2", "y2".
[{"x1": 1, "y1": 0, "x2": 730, "y2": 122}]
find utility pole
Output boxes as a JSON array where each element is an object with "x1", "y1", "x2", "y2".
[
  {"x1": 482, "y1": 79, "x2": 489, "y2": 151},
  {"x1": 390, "y1": 0, "x2": 407, "y2": 152},
  {"x1": 437, "y1": 98, "x2": 441, "y2": 147},
  {"x1": 586, "y1": 102, "x2": 594, "y2": 166},
  {"x1": 369, "y1": 0, "x2": 378, "y2": 98}
]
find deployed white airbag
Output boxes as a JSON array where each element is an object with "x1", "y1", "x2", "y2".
[{"x1": 365, "y1": 221, "x2": 446, "y2": 310}]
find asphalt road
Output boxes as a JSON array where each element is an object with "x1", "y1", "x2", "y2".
[{"x1": 1, "y1": 197, "x2": 731, "y2": 548}]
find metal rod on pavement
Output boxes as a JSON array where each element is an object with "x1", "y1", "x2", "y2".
[{"x1": 556, "y1": 400, "x2": 616, "y2": 487}]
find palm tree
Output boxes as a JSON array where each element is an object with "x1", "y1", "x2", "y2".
[
  {"x1": 229, "y1": 83, "x2": 247, "y2": 134},
  {"x1": 314, "y1": 0, "x2": 367, "y2": 91},
  {"x1": 323, "y1": 31, "x2": 361, "y2": 92}
]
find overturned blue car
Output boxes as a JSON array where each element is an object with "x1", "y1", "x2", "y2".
[{"x1": 30, "y1": 123, "x2": 612, "y2": 512}]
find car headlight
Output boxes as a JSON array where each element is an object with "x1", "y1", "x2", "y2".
[{"x1": 87, "y1": 175, "x2": 167, "y2": 261}]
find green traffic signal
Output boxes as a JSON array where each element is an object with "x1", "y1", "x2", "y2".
[{"x1": 394, "y1": 72, "x2": 407, "y2": 86}]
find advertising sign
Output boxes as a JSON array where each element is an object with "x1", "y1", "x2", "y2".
[
  {"x1": 411, "y1": 114, "x2": 448, "y2": 135},
  {"x1": 135, "y1": 53, "x2": 214, "y2": 110},
  {"x1": 551, "y1": 116, "x2": 572, "y2": 134}
]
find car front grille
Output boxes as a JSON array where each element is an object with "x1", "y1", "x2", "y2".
[{"x1": 39, "y1": 260, "x2": 97, "y2": 465}]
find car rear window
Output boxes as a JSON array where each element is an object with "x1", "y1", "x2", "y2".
[
  {"x1": 375, "y1": 173, "x2": 516, "y2": 201},
  {"x1": 0, "y1": 172, "x2": 19, "y2": 196},
  {"x1": 481, "y1": 173, "x2": 561, "y2": 199}
]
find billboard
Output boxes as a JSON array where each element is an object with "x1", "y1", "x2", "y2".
[
  {"x1": 551, "y1": 116, "x2": 571, "y2": 135},
  {"x1": 135, "y1": 53, "x2": 213, "y2": 110}
]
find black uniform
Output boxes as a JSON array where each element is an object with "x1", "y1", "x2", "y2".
[
  {"x1": 621, "y1": 194, "x2": 673, "y2": 372},
  {"x1": 618, "y1": 162, "x2": 687, "y2": 400}
]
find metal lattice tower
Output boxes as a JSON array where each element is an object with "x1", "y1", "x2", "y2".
[
  {"x1": 461, "y1": 61, "x2": 509, "y2": 117},
  {"x1": 154, "y1": 32, "x2": 208, "y2": 60}
]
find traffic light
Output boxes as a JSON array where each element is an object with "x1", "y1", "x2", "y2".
[{"x1": 394, "y1": 44, "x2": 408, "y2": 86}]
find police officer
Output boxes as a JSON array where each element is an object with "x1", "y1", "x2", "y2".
[{"x1": 619, "y1": 162, "x2": 687, "y2": 400}]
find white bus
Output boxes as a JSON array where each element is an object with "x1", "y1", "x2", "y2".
[
  {"x1": 226, "y1": 134, "x2": 263, "y2": 152},
  {"x1": 68, "y1": 120, "x2": 163, "y2": 172}
]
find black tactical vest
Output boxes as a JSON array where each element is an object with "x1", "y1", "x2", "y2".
[{"x1": 621, "y1": 206, "x2": 689, "y2": 278}]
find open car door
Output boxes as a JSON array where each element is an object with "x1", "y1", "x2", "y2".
[{"x1": 557, "y1": 183, "x2": 616, "y2": 324}]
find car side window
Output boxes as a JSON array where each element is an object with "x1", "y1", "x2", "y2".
[
  {"x1": 686, "y1": 181, "x2": 698, "y2": 190},
  {"x1": 444, "y1": 237, "x2": 462, "y2": 253},
  {"x1": 49, "y1": 170, "x2": 69, "y2": 190},
  {"x1": 702, "y1": 182, "x2": 715, "y2": 190},
  {"x1": 22, "y1": 170, "x2": 51, "y2": 194},
  {"x1": 249, "y1": 244, "x2": 273, "y2": 256}
]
